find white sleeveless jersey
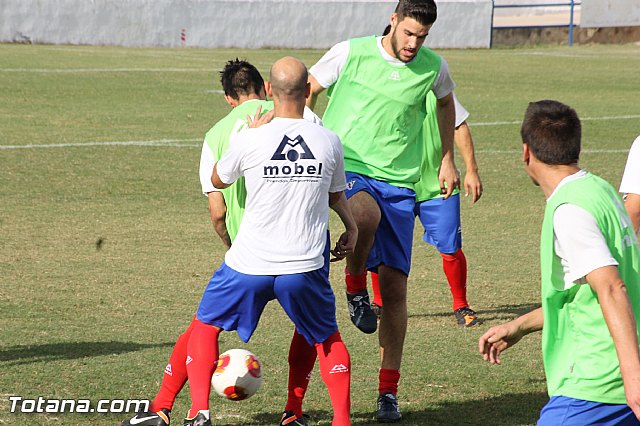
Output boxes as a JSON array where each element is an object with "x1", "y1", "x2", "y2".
[{"x1": 216, "y1": 117, "x2": 346, "y2": 275}]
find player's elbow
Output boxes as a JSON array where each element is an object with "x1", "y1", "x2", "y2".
[
  {"x1": 328, "y1": 191, "x2": 342, "y2": 206},
  {"x1": 437, "y1": 92, "x2": 454, "y2": 108},
  {"x1": 207, "y1": 192, "x2": 227, "y2": 223},
  {"x1": 209, "y1": 205, "x2": 226, "y2": 225}
]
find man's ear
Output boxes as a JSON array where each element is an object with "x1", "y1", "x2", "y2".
[
  {"x1": 224, "y1": 94, "x2": 237, "y2": 108},
  {"x1": 523, "y1": 143, "x2": 531, "y2": 165},
  {"x1": 265, "y1": 81, "x2": 273, "y2": 98},
  {"x1": 305, "y1": 82, "x2": 311, "y2": 99},
  {"x1": 390, "y1": 13, "x2": 398, "y2": 31}
]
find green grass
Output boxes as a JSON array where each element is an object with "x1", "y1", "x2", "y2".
[{"x1": 1, "y1": 43, "x2": 639, "y2": 425}]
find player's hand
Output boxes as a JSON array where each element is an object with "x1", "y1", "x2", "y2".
[
  {"x1": 330, "y1": 228, "x2": 357, "y2": 262},
  {"x1": 438, "y1": 159, "x2": 460, "y2": 200},
  {"x1": 624, "y1": 374, "x2": 640, "y2": 420},
  {"x1": 478, "y1": 321, "x2": 524, "y2": 365},
  {"x1": 464, "y1": 170, "x2": 483, "y2": 203},
  {"x1": 246, "y1": 105, "x2": 274, "y2": 129}
]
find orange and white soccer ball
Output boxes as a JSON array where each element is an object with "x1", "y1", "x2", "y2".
[{"x1": 211, "y1": 349, "x2": 263, "y2": 400}]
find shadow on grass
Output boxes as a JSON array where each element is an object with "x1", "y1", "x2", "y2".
[
  {"x1": 410, "y1": 303, "x2": 541, "y2": 322},
  {"x1": 0, "y1": 341, "x2": 174, "y2": 366},
  {"x1": 242, "y1": 391, "x2": 548, "y2": 425}
]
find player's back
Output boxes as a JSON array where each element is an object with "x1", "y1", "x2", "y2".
[{"x1": 218, "y1": 117, "x2": 345, "y2": 275}]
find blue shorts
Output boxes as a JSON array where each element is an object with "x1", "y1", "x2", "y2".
[
  {"x1": 414, "y1": 193, "x2": 462, "y2": 254},
  {"x1": 538, "y1": 396, "x2": 640, "y2": 426},
  {"x1": 344, "y1": 172, "x2": 415, "y2": 276},
  {"x1": 196, "y1": 234, "x2": 336, "y2": 345}
]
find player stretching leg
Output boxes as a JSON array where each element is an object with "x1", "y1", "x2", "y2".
[{"x1": 308, "y1": 1, "x2": 458, "y2": 421}]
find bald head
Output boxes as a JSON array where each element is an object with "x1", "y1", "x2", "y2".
[{"x1": 269, "y1": 56, "x2": 308, "y2": 100}]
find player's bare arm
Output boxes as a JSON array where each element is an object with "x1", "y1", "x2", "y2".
[
  {"x1": 455, "y1": 121, "x2": 483, "y2": 203},
  {"x1": 625, "y1": 193, "x2": 640, "y2": 234},
  {"x1": 207, "y1": 192, "x2": 232, "y2": 250},
  {"x1": 436, "y1": 92, "x2": 459, "y2": 199},
  {"x1": 306, "y1": 75, "x2": 325, "y2": 111},
  {"x1": 587, "y1": 265, "x2": 640, "y2": 419},
  {"x1": 329, "y1": 191, "x2": 358, "y2": 262},
  {"x1": 211, "y1": 163, "x2": 231, "y2": 190},
  {"x1": 478, "y1": 307, "x2": 543, "y2": 365}
]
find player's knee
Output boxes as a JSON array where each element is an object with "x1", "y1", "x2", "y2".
[
  {"x1": 354, "y1": 210, "x2": 381, "y2": 236},
  {"x1": 350, "y1": 194, "x2": 381, "y2": 230},
  {"x1": 379, "y1": 286, "x2": 407, "y2": 307}
]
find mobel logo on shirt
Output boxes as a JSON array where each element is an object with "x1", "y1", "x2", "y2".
[{"x1": 263, "y1": 135, "x2": 323, "y2": 182}]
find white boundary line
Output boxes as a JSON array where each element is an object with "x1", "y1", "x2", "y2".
[
  {"x1": 0, "y1": 68, "x2": 209, "y2": 73},
  {"x1": 477, "y1": 149, "x2": 629, "y2": 154},
  {"x1": 0, "y1": 139, "x2": 200, "y2": 149},
  {"x1": 515, "y1": 51, "x2": 640, "y2": 59},
  {"x1": 473, "y1": 114, "x2": 640, "y2": 126},
  {"x1": 1, "y1": 141, "x2": 630, "y2": 154},
  {"x1": 1, "y1": 113, "x2": 637, "y2": 150}
]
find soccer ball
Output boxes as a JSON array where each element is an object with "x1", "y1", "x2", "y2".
[{"x1": 211, "y1": 349, "x2": 263, "y2": 401}]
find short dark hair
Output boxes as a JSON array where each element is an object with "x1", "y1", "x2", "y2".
[
  {"x1": 521, "y1": 100, "x2": 581, "y2": 165},
  {"x1": 383, "y1": 24, "x2": 392, "y2": 36},
  {"x1": 395, "y1": 0, "x2": 437, "y2": 26},
  {"x1": 219, "y1": 59, "x2": 264, "y2": 100}
]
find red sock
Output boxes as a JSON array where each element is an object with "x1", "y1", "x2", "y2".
[
  {"x1": 441, "y1": 249, "x2": 468, "y2": 311},
  {"x1": 345, "y1": 268, "x2": 367, "y2": 294},
  {"x1": 316, "y1": 332, "x2": 351, "y2": 426},
  {"x1": 285, "y1": 330, "x2": 317, "y2": 417},
  {"x1": 186, "y1": 319, "x2": 220, "y2": 418},
  {"x1": 379, "y1": 368, "x2": 400, "y2": 395},
  {"x1": 370, "y1": 271, "x2": 382, "y2": 307},
  {"x1": 149, "y1": 318, "x2": 197, "y2": 412}
]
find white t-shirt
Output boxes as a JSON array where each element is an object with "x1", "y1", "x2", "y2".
[
  {"x1": 199, "y1": 105, "x2": 323, "y2": 195},
  {"x1": 452, "y1": 92, "x2": 469, "y2": 128},
  {"x1": 309, "y1": 37, "x2": 455, "y2": 99},
  {"x1": 620, "y1": 135, "x2": 640, "y2": 196},
  {"x1": 216, "y1": 117, "x2": 347, "y2": 275},
  {"x1": 549, "y1": 171, "x2": 618, "y2": 290}
]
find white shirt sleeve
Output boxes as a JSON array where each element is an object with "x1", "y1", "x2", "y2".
[
  {"x1": 215, "y1": 132, "x2": 246, "y2": 186},
  {"x1": 432, "y1": 57, "x2": 456, "y2": 99},
  {"x1": 303, "y1": 106, "x2": 323, "y2": 126},
  {"x1": 553, "y1": 203, "x2": 618, "y2": 290},
  {"x1": 620, "y1": 136, "x2": 640, "y2": 195},
  {"x1": 309, "y1": 41, "x2": 350, "y2": 89},
  {"x1": 452, "y1": 92, "x2": 469, "y2": 128},
  {"x1": 329, "y1": 134, "x2": 347, "y2": 193},
  {"x1": 199, "y1": 140, "x2": 218, "y2": 195}
]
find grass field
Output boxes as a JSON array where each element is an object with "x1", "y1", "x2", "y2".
[{"x1": 1, "y1": 42, "x2": 639, "y2": 425}]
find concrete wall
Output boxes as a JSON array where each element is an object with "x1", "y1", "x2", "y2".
[
  {"x1": 581, "y1": 0, "x2": 640, "y2": 28},
  {"x1": 492, "y1": 0, "x2": 574, "y2": 17},
  {"x1": 0, "y1": 0, "x2": 493, "y2": 49}
]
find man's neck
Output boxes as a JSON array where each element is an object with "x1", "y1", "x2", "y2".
[
  {"x1": 538, "y1": 164, "x2": 582, "y2": 199},
  {"x1": 236, "y1": 93, "x2": 263, "y2": 107},
  {"x1": 381, "y1": 35, "x2": 396, "y2": 59},
  {"x1": 273, "y1": 99, "x2": 305, "y2": 119}
]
